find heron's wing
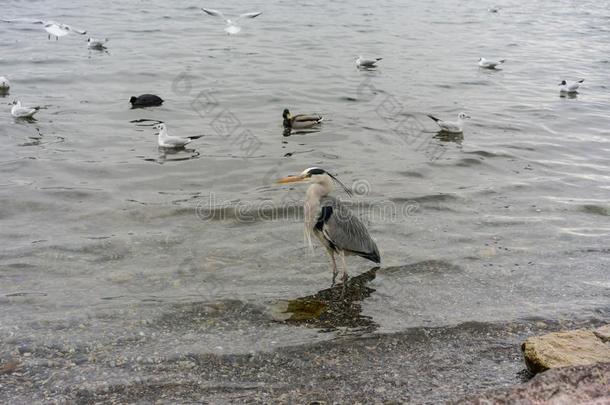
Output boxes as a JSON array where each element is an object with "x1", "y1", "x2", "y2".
[
  {"x1": 318, "y1": 197, "x2": 380, "y2": 262},
  {"x1": 202, "y1": 8, "x2": 227, "y2": 21},
  {"x1": 235, "y1": 11, "x2": 262, "y2": 22}
]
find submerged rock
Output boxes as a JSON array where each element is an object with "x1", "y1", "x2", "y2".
[
  {"x1": 521, "y1": 324, "x2": 610, "y2": 373},
  {"x1": 454, "y1": 362, "x2": 610, "y2": 404}
]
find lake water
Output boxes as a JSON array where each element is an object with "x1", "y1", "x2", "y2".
[{"x1": 1, "y1": 0, "x2": 609, "y2": 402}]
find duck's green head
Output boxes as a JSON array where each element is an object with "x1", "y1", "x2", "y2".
[{"x1": 282, "y1": 108, "x2": 291, "y2": 119}]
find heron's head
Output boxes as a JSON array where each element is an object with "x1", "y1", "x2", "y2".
[
  {"x1": 277, "y1": 167, "x2": 352, "y2": 196},
  {"x1": 559, "y1": 80, "x2": 567, "y2": 85},
  {"x1": 282, "y1": 108, "x2": 291, "y2": 119},
  {"x1": 458, "y1": 112, "x2": 471, "y2": 120}
]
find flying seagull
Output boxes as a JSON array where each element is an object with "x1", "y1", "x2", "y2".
[
  {"x1": 201, "y1": 8, "x2": 262, "y2": 34},
  {"x1": 277, "y1": 167, "x2": 380, "y2": 291},
  {"x1": 1, "y1": 18, "x2": 86, "y2": 40},
  {"x1": 427, "y1": 112, "x2": 471, "y2": 133}
]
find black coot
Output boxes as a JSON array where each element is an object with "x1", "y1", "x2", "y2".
[{"x1": 129, "y1": 94, "x2": 164, "y2": 108}]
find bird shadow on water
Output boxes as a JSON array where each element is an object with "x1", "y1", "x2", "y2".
[
  {"x1": 270, "y1": 267, "x2": 381, "y2": 333},
  {"x1": 433, "y1": 130, "x2": 464, "y2": 145}
]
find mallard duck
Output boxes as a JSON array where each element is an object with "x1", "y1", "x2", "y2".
[
  {"x1": 282, "y1": 108, "x2": 323, "y2": 130},
  {"x1": 427, "y1": 112, "x2": 470, "y2": 134}
]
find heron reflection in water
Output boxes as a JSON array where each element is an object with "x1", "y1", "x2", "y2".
[{"x1": 277, "y1": 168, "x2": 380, "y2": 291}]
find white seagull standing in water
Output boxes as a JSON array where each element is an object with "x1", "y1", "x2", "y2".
[
  {"x1": 1, "y1": 18, "x2": 86, "y2": 40},
  {"x1": 201, "y1": 8, "x2": 262, "y2": 34},
  {"x1": 559, "y1": 79, "x2": 584, "y2": 94},
  {"x1": 154, "y1": 123, "x2": 202, "y2": 148},
  {"x1": 11, "y1": 101, "x2": 39, "y2": 118},
  {"x1": 427, "y1": 112, "x2": 471, "y2": 133},
  {"x1": 478, "y1": 57, "x2": 505, "y2": 69},
  {"x1": 356, "y1": 56, "x2": 382, "y2": 68}
]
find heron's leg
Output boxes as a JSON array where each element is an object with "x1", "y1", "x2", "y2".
[
  {"x1": 330, "y1": 251, "x2": 338, "y2": 287},
  {"x1": 339, "y1": 251, "x2": 349, "y2": 297}
]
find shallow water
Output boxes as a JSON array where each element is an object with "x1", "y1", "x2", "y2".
[{"x1": 1, "y1": 0, "x2": 609, "y2": 402}]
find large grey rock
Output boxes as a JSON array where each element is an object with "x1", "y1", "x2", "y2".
[
  {"x1": 521, "y1": 325, "x2": 610, "y2": 373},
  {"x1": 454, "y1": 362, "x2": 610, "y2": 404}
]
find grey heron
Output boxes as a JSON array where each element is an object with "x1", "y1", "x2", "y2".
[{"x1": 277, "y1": 167, "x2": 380, "y2": 288}]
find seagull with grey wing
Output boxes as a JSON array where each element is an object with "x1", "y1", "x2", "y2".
[
  {"x1": 559, "y1": 79, "x2": 584, "y2": 94},
  {"x1": 356, "y1": 56, "x2": 382, "y2": 69},
  {"x1": 427, "y1": 112, "x2": 470, "y2": 134},
  {"x1": 154, "y1": 123, "x2": 202, "y2": 148},
  {"x1": 201, "y1": 8, "x2": 262, "y2": 34},
  {"x1": 478, "y1": 57, "x2": 505, "y2": 69},
  {"x1": 1, "y1": 18, "x2": 86, "y2": 40}
]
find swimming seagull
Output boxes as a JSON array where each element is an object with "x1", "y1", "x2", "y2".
[
  {"x1": 283, "y1": 108, "x2": 323, "y2": 130},
  {"x1": 154, "y1": 123, "x2": 202, "y2": 148},
  {"x1": 11, "y1": 101, "x2": 39, "y2": 118},
  {"x1": 0, "y1": 77, "x2": 9, "y2": 92},
  {"x1": 356, "y1": 56, "x2": 382, "y2": 68},
  {"x1": 559, "y1": 79, "x2": 584, "y2": 94},
  {"x1": 201, "y1": 8, "x2": 262, "y2": 34},
  {"x1": 277, "y1": 167, "x2": 380, "y2": 291},
  {"x1": 87, "y1": 37, "x2": 108, "y2": 50},
  {"x1": 1, "y1": 18, "x2": 86, "y2": 40},
  {"x1": 478, "y1": 57, "x2": 505, "y2": 69},
  {"x1": 427, "y1": 112, "x2": 470, "y2": 133}
]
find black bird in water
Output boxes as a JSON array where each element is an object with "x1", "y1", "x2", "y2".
[{"x1": 129, "y1": 94, "x2": 164, "y2": 108}]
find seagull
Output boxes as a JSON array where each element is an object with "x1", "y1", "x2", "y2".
[
  {"x1": 1, "y1": 18, "x2": 86, "y2": 40},
  {"x1": 283, "y1": 108, "x2": 323, "y2": 130},
  {"x1": 427, "y1": 112, "x2": 470, "y2": 133},
  {"x1": 559, "y1": 79, "x2": 584, "y2": 94},
  {"x1": 0, "y1": 77, "x2": 9, "y2": 92},
  {"x1": 277, "y1": 167, "x2": 380, "y2": 290},
  {"x1": 11, "y1": 101, "x2": 39, "y2": 118},
  {"x1": 154, "y1": 123, "x2": 202, "y2": 148},
  {"x1": 478, "y1": 57, "x2": 505, "y2": 69},
  {"x1": 356, "y1": 56, "x2": 382, "y2": 68},
  {"x1": 201, "y1": 8, "x2": 262, "y2": 34},
  {"x1": 87, "y1": 37, "x2": 108, "y2": 50}
]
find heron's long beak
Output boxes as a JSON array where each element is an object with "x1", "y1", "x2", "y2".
[{"x1": 276, "y1": 174, "x2": 306, "y2": 184}]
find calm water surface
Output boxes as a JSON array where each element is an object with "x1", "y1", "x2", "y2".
[{"x1": 0, "y1": 0, "x2": 609, "y2": 400}]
